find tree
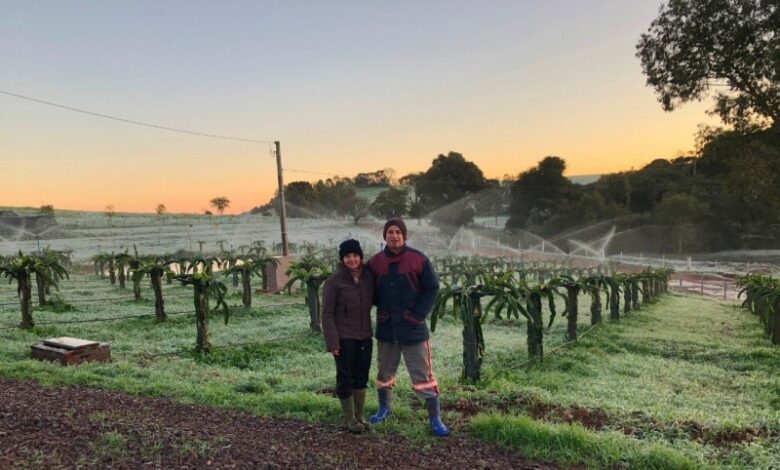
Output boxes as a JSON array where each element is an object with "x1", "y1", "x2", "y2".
[
  {"x1": 32, "y1": 248, "x2": 69, "y2": 307},
  {"x1": 654, "y1": 193, "x2": 710, "y2": 253},
  {"x1": 507, "y1": 156, "x2": 577, "y2": 229},
  {"x1": 370, "y1": 187, "x2": 408, "y2": 219},
  {"x1": 354, "y1": 168, "x2": 393, "y2": 187},
  {"x1": 696, "y1": 126, "x2": 780, "y2": 240},
  {"x1": 285, "y1": 253, "x2": 331, "y2": 333},
  {"x1": 135, "y1": 255, "x2": 174, "y2": 321},
  {"x1": 410, "y1": 152, "x2": 488, "y2": 235},
  {"x1": 104, "y1": 205, "x2": 115, "y2": 227},
  {"x1": 431, "y1": 271, "x2": 526, "y2": 383},
  {"x1": 175, "y1": 272, "x2": 229, "y2": 354},
  {"x1": 39, "y1": 204, "x2": 54, "y2": 215},
  {"x1": 114, "y1": 251, "x2": 131, "y2": 289},
  {"x1": 0, "y1": 252, "x2": 66, "y2": 328},
  {"x1": 416, "y1": 152, "x2": 488, "y2": 210},
  {"x1": 314, "y1": 177, "x2": 356, "y2": 215},
  {"x1": 399, "y1": 171, "x2": 428, "y2": 223},
  {"x1": 155, "y1": 203, "x2": 166, "y2": 219},
  {"x1": 284, "y1": 181, "x2": 317, "y2": 216},
  {"x1": 210, "y1": 197, "x2": 230, "y2": 215},
  {"x1": 223, "y1": 254, "x2": 277, "y2": 307},
  {"x1": 636, "y1": 0, "x2": 780, "y2": 130},
  {"x1": 342, "y1": 197, "x2": 370, "y2": 225}
]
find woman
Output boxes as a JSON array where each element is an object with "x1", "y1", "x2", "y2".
[{"x1": 321, "y1": 239, "x2": 374, "y2": 433}]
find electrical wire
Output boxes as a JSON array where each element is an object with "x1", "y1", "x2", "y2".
[
  {"x1": 0, "y1": 302, "x2": 305, "y2": 329},
  {"x1": 142, "y1": 331, "x2": 312, "y2": 358},
  {"x1": 0, "y1": 90, "x2": 273, "y2": 145}
]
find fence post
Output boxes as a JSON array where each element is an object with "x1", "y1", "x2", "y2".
[
  {"x1": 723, "y1": 280, "x2": 727, "y2": 300},
  {"x1": 700, "y1": 276, "x2": 704, "y2": 295}
]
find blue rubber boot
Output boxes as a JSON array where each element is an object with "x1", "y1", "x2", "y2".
[
  {"x1": 426, "y1": 396, "x2": 450, "y2": 437},
  {"x1": 369, "y1": 388, "x2": 391, "y2": 424}
]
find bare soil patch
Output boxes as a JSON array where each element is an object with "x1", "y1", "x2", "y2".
[{"x1": 0, "y1": 377, "x2": 563, "y2": 469}]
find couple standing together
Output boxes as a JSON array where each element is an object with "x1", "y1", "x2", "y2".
[{"x1": 321, "y1": 217, "x2": 450, "y2": 437}]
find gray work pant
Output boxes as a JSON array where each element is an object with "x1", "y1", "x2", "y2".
[{"x1": 375, "y1": 339, "x2": 439, "y2": 400}]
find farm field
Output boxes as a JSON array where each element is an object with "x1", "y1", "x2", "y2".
[{"x1": 0, "y1": 268, "x2": 777, "y2": 469}]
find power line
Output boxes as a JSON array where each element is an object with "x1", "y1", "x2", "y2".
[
  {"x1": 0, "y1": 90, "x2": 273, "y2": 145},
  {"x1": 283, "y1": 168, "x2": 345, "y2": 176}
]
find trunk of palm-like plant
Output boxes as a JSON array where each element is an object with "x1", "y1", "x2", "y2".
[
  {"x1": 609, "y1": 283, "x2": 620, "y2": 320},
  {"x1": 132, "y1": 274, "x2": 142, "y2": 301},
  {"x1": 241, "y1": 268, "x2": 252, "y2": 308},
  {"x1": 631, "y1": 281, "x2": 640, "y2": 311},
  {"x1": 194, "y1": 283, "x2": 210, "y2": 353},
  {"x1": 94, "y1": 260, "x2": 100, "y2": 276},
  {"x1": 150, "y1": 271, "x2": 166, "y2": 322},
  {"x1": 527, "y1": 293, "x2": 543, "y2": 360},
  {"x1": 19, "y1": 274, "x2": 34, "y2": 329},
  {"x1": 108, "y1": 259, "x2": 116, "y2": 285},
  {"x1": 771, "y1": 298, "x2": 780, "y2": 345},
  {"x1": 306, "y1": 280, "x2": 322, "y2": 333},
  {"x1": 623, "y1": 282, "x2": 632, "y2": 314},
  {"x1": 45, "y1": 268, "x2": 52, "y2": 295},
  {"x1": 166, "y1": 271, "x2": 173, "y2": 284},
  {"x1": 757, "y1": 297, "x2": 771, "y2": 337},
  {"x1": 589, "y1": 289, "x2": 602, "y2": 325},
  {"x1": 565, "y1": 286, "x2": 579, "y2": 340},
  {"x1": 642, "y1": 280, "x2": 651, "y2": 303},
  {"x1": 230, "y1": 259, "x2": 239, "y2": 288},
  {"x1": 118, "y1": 266, "x2": 126, "y2": 289},
  {"x1": 36, "y1": 272, "x2": 47, "y2": 307},
  {"x1": 99, "y1": 260, "x2": 106, "y2": 279},
  {"x1": 462, "y1": 293, "x2": 482, "y2": 383}
]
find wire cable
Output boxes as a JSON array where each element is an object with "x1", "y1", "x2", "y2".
[
  {"x1": 142, "y1": 331, "x2": 312, "y2": 358},
  {"x1": 0, "y1": 90, "x2": 273, "y2": 145},
  {"x1": 0, "y1": 302, "x2": 305, "y2": 329}
]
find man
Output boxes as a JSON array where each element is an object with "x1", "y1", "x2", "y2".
[{"x1": 367, "y1": 217, "x2": 449, "y2": 437}]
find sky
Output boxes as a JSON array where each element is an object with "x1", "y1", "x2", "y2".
[{"x1": 1, "y1": 1, "x2": 717, "y2": 214}]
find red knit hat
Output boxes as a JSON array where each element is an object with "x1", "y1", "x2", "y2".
[{"x1": 383, "y1": 217, "x2": 408, "y2": 240}]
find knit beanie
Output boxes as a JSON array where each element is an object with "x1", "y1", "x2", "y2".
[
  {"x1": 338, "y1": 239, "x2": 363, "y2": 260},
  {"x1": 383, "y1": 217, "x2": 408, "y2": 240}
]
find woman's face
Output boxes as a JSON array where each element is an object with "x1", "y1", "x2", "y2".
[{"x1": 342, "y1": 253, "x2": 361, "y2": 269}]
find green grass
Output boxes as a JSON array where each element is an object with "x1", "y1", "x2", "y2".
[
  {"x1": 0, "y1": 275, "x2": 778, "y2": 468},
  {"x1": 472, "y1": 414, "x2": 697, "y2": 469}
]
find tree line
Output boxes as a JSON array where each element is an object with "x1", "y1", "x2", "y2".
[{"x1": 251, "y1": 0, "x2": 780, "y2": 252}]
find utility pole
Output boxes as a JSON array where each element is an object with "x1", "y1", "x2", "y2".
[{"x1": 274, "y1": 141, "x2": 289, "y2": 256}]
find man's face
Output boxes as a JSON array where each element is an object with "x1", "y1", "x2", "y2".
[{"x1": 385, "y1": 225, "x2": 405, "y2": 252}]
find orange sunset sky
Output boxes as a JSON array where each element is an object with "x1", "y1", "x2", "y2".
[{"x1": 2, "y1": 1, "x2": 718, "y2": 214}]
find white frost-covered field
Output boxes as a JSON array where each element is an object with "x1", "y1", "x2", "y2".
[{"x1": 0, "y1": 211, "x2": 444, "y2": 261}]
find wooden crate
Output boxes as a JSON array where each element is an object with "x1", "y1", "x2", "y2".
[{"x1": 31, "y1": 337, "x2": 111, "y2": 366}]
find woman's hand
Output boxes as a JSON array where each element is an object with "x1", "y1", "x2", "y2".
[{"x1": 330, "y1": 349, "x2": 340, "y2": 358}]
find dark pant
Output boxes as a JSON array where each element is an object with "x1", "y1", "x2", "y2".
[{"x1": 334, "y1": 338, "x2": 372, "y2": 399}]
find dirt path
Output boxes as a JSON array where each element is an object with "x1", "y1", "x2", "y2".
[{"x1": 0, "y1": 378, "x2": 564, "y2": 469}]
